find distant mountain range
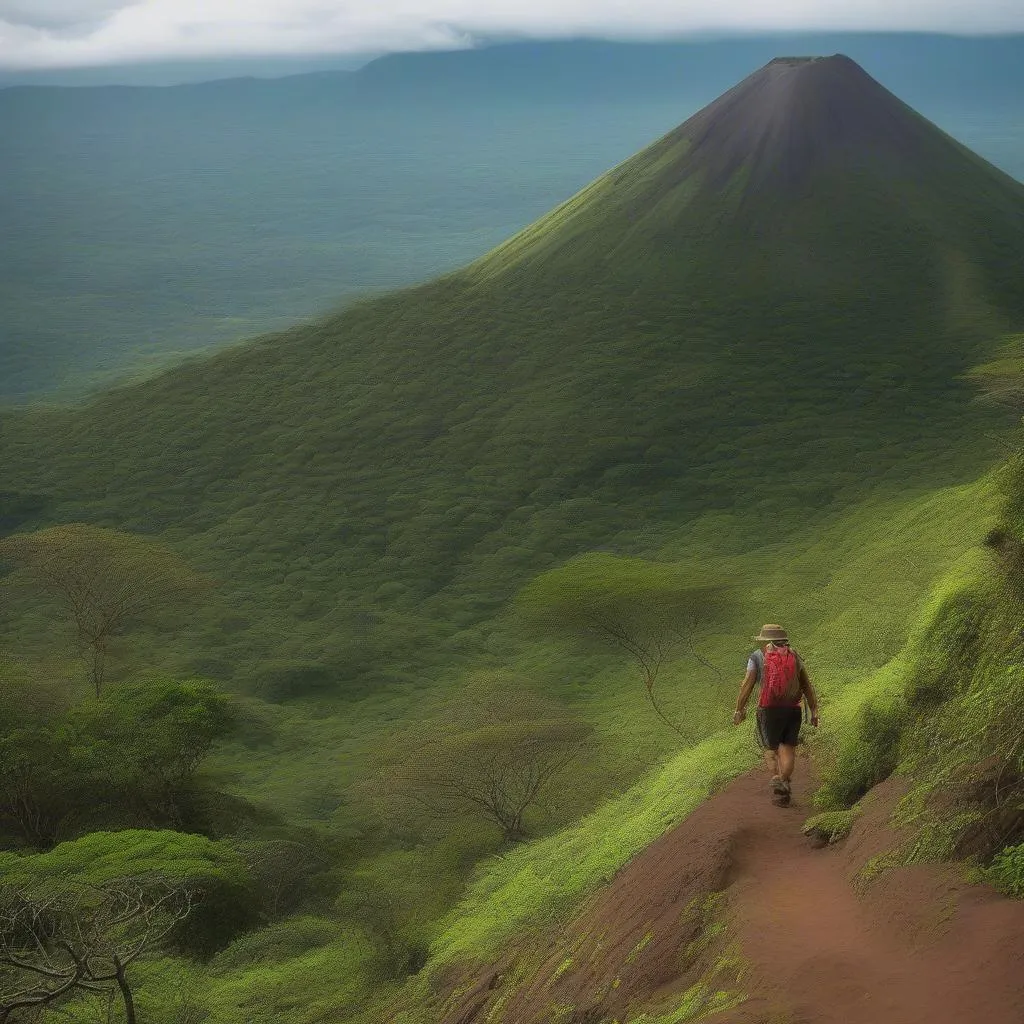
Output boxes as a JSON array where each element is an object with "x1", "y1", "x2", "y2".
[
  {"x1": 2, "y1": 34, "x2": 1023, "y2": 401},
  {"x1": 0, "y1": 56, "x2": 369, "y2": 88},
  {"x1": 3, "y1": 33, "x2": 1023, "y2": 101}
]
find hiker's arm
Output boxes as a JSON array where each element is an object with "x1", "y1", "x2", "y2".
[
  {"x1": 799, "y1": 665, "x2": 820, "y2": 726},
  {"x1": 733, "y1": 668, "x2": 757, "y2": 724}
]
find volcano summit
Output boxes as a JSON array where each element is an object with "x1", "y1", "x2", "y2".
[{"x1": 669, "y1": 53, "x2": 964, "y2": 189}]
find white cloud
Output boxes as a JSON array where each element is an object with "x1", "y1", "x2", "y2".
[{"x1": 1, "y1": 0, "x2": 1022, "y2": 69}]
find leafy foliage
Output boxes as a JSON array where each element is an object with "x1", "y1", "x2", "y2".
[
  {"x1": 0, "y1": 678, "x2": 234, "y2": 846},
  {"x1": 986, "y1": 843, "x2": 1024, "y2": 898},
  {"x1": 0, "y1": 830, "x2": 257, "y2": 956},
  {"x1": 0, "y1": 525, "x2": 209, "y2": 694}
]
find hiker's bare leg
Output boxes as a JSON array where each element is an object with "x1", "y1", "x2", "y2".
[
  {"x1": 777, "y1": 743, "x2": 796, "y2": 782},
  {"x1": 763, "y1": 748, "x2": 779, "y2": 776}
]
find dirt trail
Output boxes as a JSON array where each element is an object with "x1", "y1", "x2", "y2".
[
  {"x1": 722, "y1": 764, "x2": 1024, "y2": 1024},
  {"x1": 432, "y1": 756, "x2": 1024, "y2": 1024}
]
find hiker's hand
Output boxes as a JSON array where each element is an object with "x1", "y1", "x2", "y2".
[{"x1": 733, "y1": 709, "x2": 746, "y2": 725}]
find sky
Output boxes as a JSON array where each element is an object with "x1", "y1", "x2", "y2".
[{"x1": 2, "y1": 0, "x2": 1023, "y2": 70}]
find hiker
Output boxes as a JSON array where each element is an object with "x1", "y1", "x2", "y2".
[{"x1": 732, "y1": 624, "x2": 819, "y2": 804}]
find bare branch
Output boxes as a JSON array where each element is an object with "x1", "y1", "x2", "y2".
[{"x1": 1, "y1": 875, "x2": 198, "y2": 1021}]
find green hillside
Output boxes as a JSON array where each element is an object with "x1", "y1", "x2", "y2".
[
  {"x1": 4, "y1": 59, "x2": 1023, "y2": 685},
  {"x1": 2, "y1": 54, "x2": 1024, "y2": 1023}
]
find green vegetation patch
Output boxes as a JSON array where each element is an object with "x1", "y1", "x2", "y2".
[
  {"x1": 985, "y1": 843, "x2": 1024, "y2": 898},
  {"x1": 813, "y1": 454, "x2": 1024, "y2": 888},
  {"x1": 428, "y1": 728, "x2": 755, "y2": 965},
  {"x1": 0, "y1": 829, "x2": 257, "y2": 954},
  {"x1": 802, "y1": 807, "x2": 862, "y2": 845}
]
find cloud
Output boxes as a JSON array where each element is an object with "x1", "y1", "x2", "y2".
[
  {"x1": 0, "y1": 0, "x2": 133, "y2": 34},
  {"x1": 1, "y1": 0, "x2": 1022, "y2": 70}
]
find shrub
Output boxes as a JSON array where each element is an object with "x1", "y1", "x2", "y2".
[
  {"x1": 0, "y1": 678, "x2": 235, "y2": 846},
  {"x1": 228, "y1": 833, "x2": 336, "y2": 918},
  {"x1": 0, "y1": 829, "x2": 259, "y2": 956},
  {"x1": 210, "y1": 916, "x2": 340, "y2": 971},
  {"x1": 986, "y1": 844, "x2": 1024, "y2": 898}
]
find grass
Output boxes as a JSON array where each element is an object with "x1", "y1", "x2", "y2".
[
  {"x1": 427, "y1": 729, "x2": 754, "y2": 965},
  {"x1": 381, "y1": 474, "x2": 998, "y2": 987},
  {"x1": 809, "y1": 454, "x2": 1024, "y2": 884}
]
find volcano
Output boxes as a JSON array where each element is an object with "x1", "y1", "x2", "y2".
[
  {"x1": 470, "y1": 53, "x2": 1024, "y2": 282},
  {"x1": 5, "y1": 56, "x2": 1024, "y2": 671}
]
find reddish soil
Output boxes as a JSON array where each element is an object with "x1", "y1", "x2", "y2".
[
  {"x1": 723, "y1": 769, "x2": 1024, "y2": 1024},
  {"x1": 431, "y1": 753, "x2": 1024, "y2": 1024}
]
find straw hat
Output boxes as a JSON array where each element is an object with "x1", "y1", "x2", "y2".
[{"x1": 755, "y1": 623, "x2": 789, "y2": 643}]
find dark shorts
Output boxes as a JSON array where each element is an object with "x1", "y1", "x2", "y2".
[{"x1": 756, "y1": 707, "x2": 802, "y2": 750}]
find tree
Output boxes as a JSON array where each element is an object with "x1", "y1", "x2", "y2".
[
  {"x1": 0, "y1": 830, "x2": 259, "y2": 959},
  {"x1": 69, "y1": 679, "x2": 234, "y2": 830},
  {"x1": 0, "y1": 525, "x2": 209, "y2": 696},
  {"x1": 0, "y1": 876, "x2": 196, "y2": 1023},
  {"x1": 229, "y1": 835, "x2": 334, "y2": 919},
  {"x1": 386, "y1": 720, "x2": 590, "y2": 842},
  {"x1": 370, "y1": 684, "x2": 592, "y2": 842},
  {"x1": 0, "y1": 725, "x2": 87, "y2": 848},
  {"x1": 514, "y1": 553, "x2": 733, "y2": 738},
  {"x1": 0, "y1": 681, "x2": 233, "y2": 846}
]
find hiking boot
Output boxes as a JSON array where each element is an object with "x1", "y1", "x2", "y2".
[{"x1": 771, "y1": 776, "x2": 791, "y2": 806}]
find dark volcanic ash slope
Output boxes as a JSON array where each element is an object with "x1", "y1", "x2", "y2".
[{"x1": 673, "y1": 54, "x2": 956, "y2": 190}]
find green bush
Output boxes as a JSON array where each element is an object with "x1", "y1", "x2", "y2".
[
  {"x1": 0, "y1": 829, "x2": 259, "y2": 956},
  {"x1": 0, "y1": 678, "x2": 235, "y2": 846},
  {"x1": 986, "y1": 843, "x2": 1024, "y2": 898},
  {"x1": 228, "y1": 833, "x2": 337, "y2": 918},
  {"x1": 816, "y1": 694, "x2": 911, "y2": 809},
  {"x1": 210, "y1": 916, "x2": 339, "y2": 971}
]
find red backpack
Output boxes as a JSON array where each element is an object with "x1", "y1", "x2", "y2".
[{"x1": 759, "y1": 646, "x2": 801, "y2": 708}]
